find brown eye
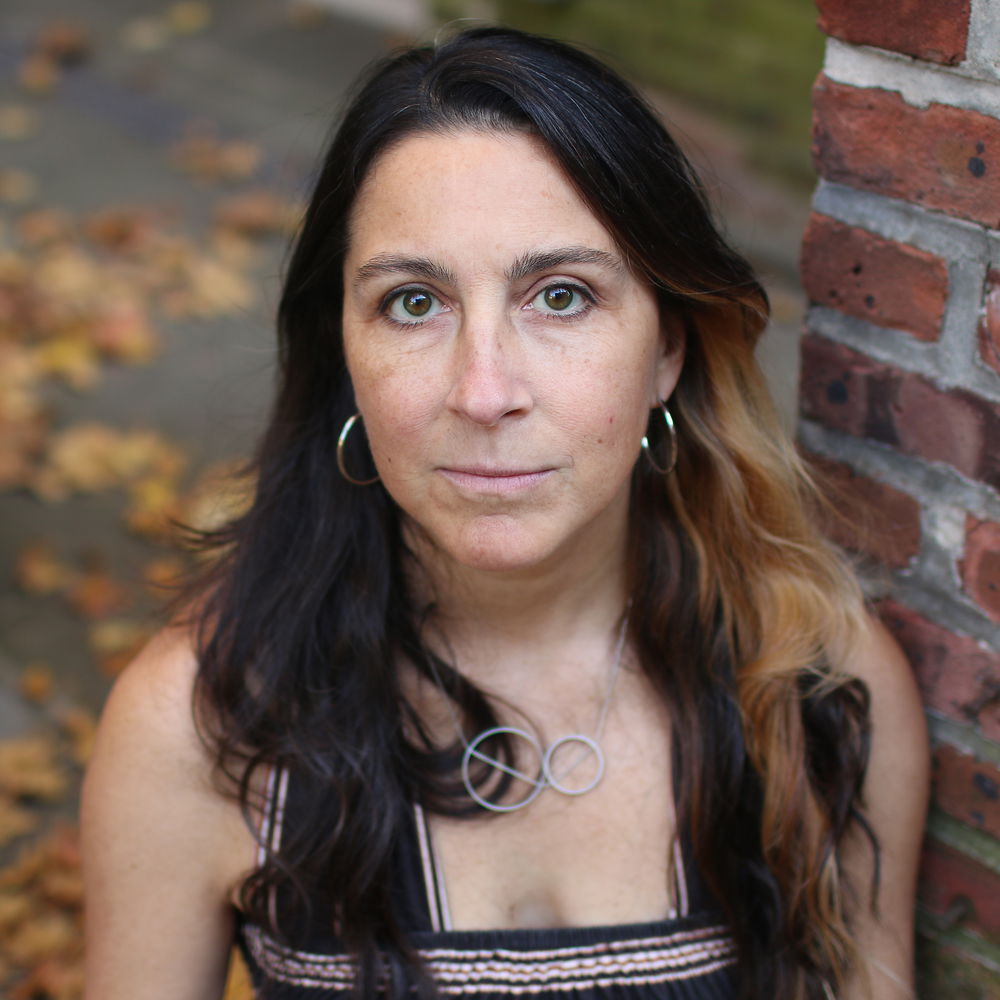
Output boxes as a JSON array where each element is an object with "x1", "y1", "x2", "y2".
[
  {"x1": 543, "y1": 286, "x2": 574, "y2": 311},
  {"x1": 402, "y1": 291, "x2": 432, "y2": 316}
]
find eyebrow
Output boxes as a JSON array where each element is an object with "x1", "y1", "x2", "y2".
[
  {"x1": 505, "y1": 247, "x2": 626, "y2": 281},
  {"x1": 351, "y1": 246, "x2": 625, "y2": 289},
  {"x1": 352, "y1": 254, "x2": 456, "y2": 288}
]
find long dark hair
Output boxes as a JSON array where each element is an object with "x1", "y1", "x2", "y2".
[{"x1": 173, "y1": 26, "x2": 874, "y2": 1000}]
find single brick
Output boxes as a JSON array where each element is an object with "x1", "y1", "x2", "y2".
[
  {"x1": 919, "y1": 837, "x2": 1000, "y2": 939},
  {"x1": 816, "y1": 0, "x2": 970, "y2": 65},
  {"x1": 932, "y1": 742, "x2": 1000, "y2": 838},
  {"x1": 879, "y1": 599, "x2": 1000, "y2": 740},
  {"x1": 799, "y1": 334, "x2": 883, "y2": 439},
  {"x1": 801, "y1": 213, "x2": 948, "y2": 341},
  {"x1": 799, "y1": 334, "x2": 1000, "y2": 488},
  {"x1": 813, "y1": 77, "x2": 1000, "y2": 228},
  {"x1": 805, "y1": 452, "x2": 921, "y2": 567},
  {"x1": 979, "y1": 270, "x2": 1000, "y2": 377},
  {"x1": 961, "y1": 516, "x2": 1000, "y2": 623}
]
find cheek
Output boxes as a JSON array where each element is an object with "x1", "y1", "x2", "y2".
[{"x1": 353, "y1": 368, "x2": 438, "y2": 467}]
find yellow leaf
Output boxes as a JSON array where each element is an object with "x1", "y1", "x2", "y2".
[
  {"x1": 4, "y1": 909, "x2": 78, "y2": 965},
  {"x1": 0, "y1": 736, "x2": 67, "y2": 801},
  {"x1": 32, "y1": 335, "x2": 101, "y2": 390},
  {"x1": 167, "y1": 2, "x2": 212, "y2": 35},
  {"x1": 88, "y1": 619, "x2": 153, "y2": 676},
  {"x1": 0, "y1": 798, "x2": 39, "y2": 848},
  {"x1": 0, "y1": 104, "x2": 39, "y2": 141},
  {"x1": 57, "y1": 708, "x2": 97, "y2": 766}
]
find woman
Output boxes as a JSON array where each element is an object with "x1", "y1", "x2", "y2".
[{"x1": 82, "y1": 26, "x2": 928, "y2": 1000}]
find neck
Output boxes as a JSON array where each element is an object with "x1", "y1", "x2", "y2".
[{"x1": 405, "y1": 520, "x2": 630, "y2": 683}]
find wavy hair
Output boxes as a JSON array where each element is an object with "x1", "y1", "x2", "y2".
[{"x1": 170, "y1": 26, "x2": 875, "y2": 1000}]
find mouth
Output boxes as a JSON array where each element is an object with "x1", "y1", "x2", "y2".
[{"x1": 438, "y1": 466, "x2": 554, "y2": 496}]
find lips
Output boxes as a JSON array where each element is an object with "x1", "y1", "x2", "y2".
[{"x1": 438, "y1": 466, "x2": 554, "y2": 496}]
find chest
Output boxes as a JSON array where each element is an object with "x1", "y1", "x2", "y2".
[{"x1": 426, "y1": 697, "x2": 677, "y2": 931}]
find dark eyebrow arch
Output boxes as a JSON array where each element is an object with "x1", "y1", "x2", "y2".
[
  {"x1": 505, "y1": 247, "x2": 626, "y2": 282},
  {"x1": 352, "y1": 254, "x2": 456, "y2": 288}
]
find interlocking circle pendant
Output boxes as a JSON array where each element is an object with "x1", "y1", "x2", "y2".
[
  {"x1": 462, "y1": 726, "x2": 545, "y2": 813},
  {"x1": 542, "y1": 734, "x2": 606, "y2": 796}
]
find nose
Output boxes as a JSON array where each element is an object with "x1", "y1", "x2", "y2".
[{"x1": 445, "y1": 317, "x2": 532, "y2": 426}]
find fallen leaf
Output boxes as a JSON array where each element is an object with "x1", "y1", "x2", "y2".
[
  {"x1": 223, "y1": 948, "x2": 254, "y2": 1000},
  {"x1": 38, "y1": 423, "x2": 120, "y2": 492},
  {"x1": 0, "y1": 104, "x2": 39, "y2": 141},
  {"x1": 0, "y1": 169, "x2": 38, "y2": 204},
  {"x1": 0, "y1": 890, "x2": 32, "y2": 931},
  {"x1": 0, "y1": 797, "x2": 39, "y2": 848},
  {"x1": 88, "y1": 619, "x2": 153, "y2": 676},
  {"x1": 65, "y1": 565, "x2": 131, "y2": 620},
  {"x1": 214, "y1": 189, "x2": 300, "y2": 240},
  {"x1": 170, "y1": 128, "x2": 260, "y2": 183},
  {"x1": 15, "y1": 542, "x2": 75, "y2": 597},
  {"x1": 15, "y1": 209, "x2": 75, "y2": 248},
  {"x1": 32, "y1": 334, "x2": 102, "y2": 390},
  {"x1": 142, "y1": 554, "x2": 188, "y2": 594},
  {"x1": 4, "y1": 909, "x2": 78, "y2": 965},
  {"x1": 9, "y1": 955, "x2": 84, "y2": 1000},
  {"x1": 57, "y1": 709, "x2": 97, "y2": 766},
  {"x1": 34, "y1": 20, "x2": 92, "y2": 67},
  {"x1": 169, "y1": 253, "x2": 255, "y2": 317},
  {"x1": 82, "y1": 206, "x2": 157, "y2": 254},
  {"x1": 32, "y1": 424, "x2": 187, "y2": 499},
  {"x1": 0, "y1": 736, "x2": 67, "y2": 801},
  {"x1": 38, "y1": 867, "x2": 84, "y2": 908},
  {"x1": 120, "y1": 16, "x2": 169, "y2": 53},
  {"x1": 16, "y1": 55, "x2": 60, "y2": 96},
  {"x1": 167, "y1": 2, "x2": 213, "y2": 36},
  {"x1": 91, "y1": 294, "x2": 161, "y2": 364},
  {"x1": 19, "y1": 664, "x2": 53, "y2": 704},
  {"x1": 125, "y1": 475, "x2": 184, "y2": 539}
]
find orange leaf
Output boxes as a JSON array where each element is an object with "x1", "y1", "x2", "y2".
[
  {"x1": 14, "y1": 542, "x2": 75, "y2": 597},
  {"x1": 19, "y1": 663, "x2": 53, "y2": 704}
]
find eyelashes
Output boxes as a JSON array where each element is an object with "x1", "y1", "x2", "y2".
[
  {"x1": 378, "y1": 281, "x2": 597, "y2": 328},
  {"x1": 381, "y1": 287, "x2": 445, "y2": 326},
  {"x1": 527, "y1": 283, "x2": 594, "y2": 318}
]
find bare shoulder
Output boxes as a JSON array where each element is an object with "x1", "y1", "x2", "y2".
[
  {"x1": 86, "y1": 622, "x2": 218, "y2": 815},
  {"x1": 82, "y1": 622, "x2": 257, "y2": 1000},
  {"x1": 843, "y1": 612, "x2": 928, "y2": 763},
  {"x1": 83, "y1": 618, "x2": 255, "y2": 881},
  {"x1": 834, "y1": 612, "x2": 929, "y2": 998}
]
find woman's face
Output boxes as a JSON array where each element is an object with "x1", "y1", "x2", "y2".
[{"x1": 341, "y1": 130, "x2": 683, "y2": 576}]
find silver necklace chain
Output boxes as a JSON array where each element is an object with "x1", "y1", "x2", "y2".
[{"x1": 426, "y1": 603, "x2": 632, "y2": 813}]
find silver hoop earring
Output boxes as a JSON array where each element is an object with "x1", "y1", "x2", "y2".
[
  {"x1": 336, "y1": 413, "x2": 379, "y2": 486},
  {"x1": 641, "y1": 402, "x2": 678, "y2": 476}
]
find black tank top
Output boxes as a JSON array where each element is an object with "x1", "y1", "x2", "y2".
[{"x1": 235, "y1": 766, "x2": 739, "y2": 998}]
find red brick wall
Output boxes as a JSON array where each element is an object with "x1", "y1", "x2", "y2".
[{"x1": 801, "y1": 1, "x2": 1000, "y2": 993}]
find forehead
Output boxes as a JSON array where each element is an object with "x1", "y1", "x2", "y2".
[{"x1": 345, "y1": 130, "x2": 616, "y2": 266}]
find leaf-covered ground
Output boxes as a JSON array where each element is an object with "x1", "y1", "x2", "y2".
[{"x1": 0, "y1": 2, "x2": 391, "y2": 995}]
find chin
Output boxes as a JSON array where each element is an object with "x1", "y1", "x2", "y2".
[{"x1": 448, "y1": 518, "x2": 560, "y2": 575}]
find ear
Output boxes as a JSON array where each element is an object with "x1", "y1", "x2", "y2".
[{"x1": 651, "y1": 317, "x2": 686, "y2": 406}]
